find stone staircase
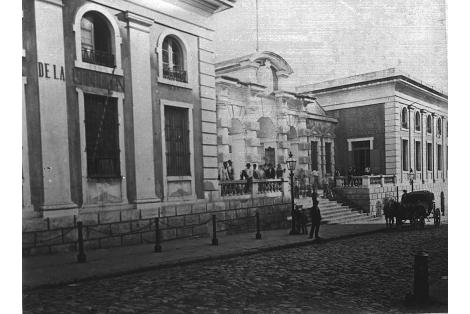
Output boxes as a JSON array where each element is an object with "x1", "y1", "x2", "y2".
[{"x1": 295, "y1": 196, "x2": 383, "y2": 225}]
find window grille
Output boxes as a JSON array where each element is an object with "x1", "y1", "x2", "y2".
[
  {"x1": 165, "y1": 106, "x2": 191, "y2": 176},
  {"x1": 81, "y1": 12, "x2": 114, "y2": 67},
  {"x1": 161, "y1": 36, "x2": 187, "y2": 83},
  {"x1": 84, "y1": 94, "x2": 120, "y2": 178},
  {"x1": 415, "y1": 141, "x2": 422, "y2": 171},
  {"x1": 402, "y1": 139, "x2": 408, "y2": 171},
  {"x1": 325, "y1": 142, "x2": 332, "y2": 173},
  {"x1": 427, "y1": 143, "x2": 433, "y2": 171},
  {"x1": 311, "y1": 141, "x2": 318, "y2": 170}
]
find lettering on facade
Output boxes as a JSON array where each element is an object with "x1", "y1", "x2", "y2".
[
  {"x1": 72, "y1": 67, "x2": 124, "y2": 92},
  {"x1": 38, "y1": 62, "x2": 65, "y2": 81}
]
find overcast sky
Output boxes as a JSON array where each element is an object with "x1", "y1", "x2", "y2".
[{"x1": 210, "y1": 0, "x2": 447, "y2": 92}]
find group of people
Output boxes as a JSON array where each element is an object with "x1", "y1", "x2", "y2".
[
  {"x1": 251, "y1": 163, "x2": 285, "y2": 180},
  {"x1": 218, "y1": 160, "x2": 235, "y2": 181},
  {"x1": 293, "y1": 192, "x2": 322, "y2": 240}
]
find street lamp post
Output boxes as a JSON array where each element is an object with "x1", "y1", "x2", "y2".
[
  {"x1": 408, "y1": 169, "x2": 415, "y2": 192},
  {"x1": 286, "y1": 151, "x2": 297, "y2": 235}
]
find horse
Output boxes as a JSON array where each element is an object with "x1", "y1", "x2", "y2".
[{"x1": 383, "y1": 197, "x2": 398, "y2": 228}]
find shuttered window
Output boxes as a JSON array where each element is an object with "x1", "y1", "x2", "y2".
[
  {"x1": 165, "y1": 106, "x2": 190, "y2": 176},
  {"x1": 84, "y1": 94, "x2": 120, "y2": 178}
]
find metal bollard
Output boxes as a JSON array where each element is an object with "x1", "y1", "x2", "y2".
[
  {"x1": 211, "y1": 214, "x2": 218, "y2": 245},
  {"x1": 154, "y1": 217, "x2": 162, "y2": 253},
  {"x1": 76, "y1": 221, "x2": 87, "y2": 263},
  {"x1": 414, "y1": 251, "x2": 429, "y2": 302},
  {"x1": 255, "y1": 212, "x2": 262, "y2": 239}
]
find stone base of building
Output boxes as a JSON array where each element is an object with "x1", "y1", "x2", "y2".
[
  {"x1": 334, "y1": 181, "x2": 448, "y2": 217},
  {"x1": 22, "y1": 196, "x2": 291, "y2": 256}
]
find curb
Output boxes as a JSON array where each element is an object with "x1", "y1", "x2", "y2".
[{"x1": 23, "y1": 226, "x2": 389, "y2": 291}]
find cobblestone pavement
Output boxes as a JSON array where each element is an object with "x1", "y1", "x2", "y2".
[{"x1": 23, "y1": 226, "x2": 447, "y2": 313}]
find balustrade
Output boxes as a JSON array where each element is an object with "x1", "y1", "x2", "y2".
[{"x1": 219, "y1": 179, "x2": 284, "y2": 197}]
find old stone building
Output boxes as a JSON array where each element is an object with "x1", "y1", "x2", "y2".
[
  {"x1": 297, "y1": 68, "x2": 448, "y2": 214},
  {"x1": 22, "y1": 0, "x2": 236, "y2": 218},
  {"x1": 215, "y1": 51, "x2": 337, "y2": 185}
]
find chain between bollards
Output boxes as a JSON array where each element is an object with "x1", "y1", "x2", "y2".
[
  {"x1": 211, "y1": 214, "x2": 218, "y2": 245},
  {"x1": 255, "y1": 212, "x2": 262, "y2": 239},
  {"x1": 76, "y1": 221, "x2": 87, "y2": 263},
  {"x1": 154, "y1": 217, "x2": 162, "y2": 252}
]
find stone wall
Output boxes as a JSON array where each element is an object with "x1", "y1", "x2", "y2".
[
  {"x1": 335, "y1": 181, "x2": 448, "y2": 217},
  {"x1": 22, "y1": 196, "x2": 291, "y2": 256}
]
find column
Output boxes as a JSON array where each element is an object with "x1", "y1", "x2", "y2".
[
  {"x1": 126, "y1": 12, "x2": 160, "y2": 208},
  {"x1": 420, "y1": 109, "x2": 425, "y2": 183},
  {"x1": 431, "y1": 113, "x2": 436, "y2": 182},
  {"x1": 22, "y1": 77, "x2": 33, "y2": 212},
  {"x1": 35, "y1": 0, "x2": 77, "y2": 213},
  {"x1": 320, "y1": 137, "x2": 326, "y2": 177}
]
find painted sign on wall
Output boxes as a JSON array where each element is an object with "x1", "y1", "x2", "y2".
[{"x1": 38, "y1": 62, "x2": 65, "y2": 81}]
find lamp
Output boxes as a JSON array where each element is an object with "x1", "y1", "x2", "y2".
[
  {"x1": 286, "y1": 151, "x2": 297, "y2": 171},
  {"x1": 287, "y1": 151, "x2": 297, "y2": 235}
]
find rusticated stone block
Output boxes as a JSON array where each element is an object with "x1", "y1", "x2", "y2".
[
  {"x1": 22, "y1": 232, "x2": 36, "y2": 246},
  {"x1": 121, "y1": 209, "x2": 140, "y2": 222},
  {"x1": 131, "y1": 220, "x2": 153, "y2": 232},
  {"x1": 161, "y1": 228, "x2": 177, "y2": 240},
  {"x1": 198, "y1": 213, "x2": 213, "y2": 225},
  {"x1": 86, "y1": 224, "x2": 111, "y2": 240},
  {"x1": 229, "y1": 199, "x2": 241, "y2": 210},
  {"x1": 184, "y1": 214, "x2": 199, "y2": 226},
  {"x1": 263, "y1": 198, "x2": 275, "y2": 206},
  {"x1": 191, "y1": 202, "x2": 207, "y2": 214},
  {"x1": 177, "y1": 226, "x2": 193, "y2": 238},
  {"x1": 141, "y1": 231, "x2": 154, "y2": 244},
  {"x1": 36, "y1": 230, "x2": 63, "y2": 246},
  {"x1": 111, "y1": 222, "x2": 131, "y2": 235},
  {"x1": 160, "y1": 206, "x2": 176, "y2": 217},
  {"x1": 239, "y1": 198, "x2": 252, "y2": 208},
  {"x1": 192, "y1": 224, "x2": 209, "y2": 237},
  {"x1": 176, "y1": 204, "x2": 192, "y2": 216},
  {"x1": 98, "y1": 211, "x2": 121, "y2": 224},
  {"x1": 62, "y1": 228, "x2": 77, "y2": 243},
  {"x1": 225, "y1": 210, "x2": 237, "y2": 220},
  {"x1": 49, "y1": 216, "x2": 75, "y2": 229},
  {"x1": 22, "y1": 219, "x2": 48, "y2": 232},
  {"x1": 141, "y1": 208, "x2": 159, "y2": 219},
  {"x1": 167, "y1": 216, "x2": 185, "y2": 228}
]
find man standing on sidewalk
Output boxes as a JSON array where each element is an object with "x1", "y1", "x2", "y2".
[{"x1": 309, "y1": 192, "x2": 322, "y2": 240}]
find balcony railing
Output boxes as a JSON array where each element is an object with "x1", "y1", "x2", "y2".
[
  {"x1": 82, "y1": 48, "x2": 115, "y2": 67},
  {"x1": 162, "y1": 64, "x2": 187, "y2": 83},
  {"x1": 335, "y1": 175, "x2": 397, "y2": 187},
  {"x1": 220, "y1": 179, "x2": 284, "y2": 197}
]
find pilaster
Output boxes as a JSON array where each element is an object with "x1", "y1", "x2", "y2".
[
  {"x1": 125, "y1": 12, "x2": 160, "y2": 208},
  {"x1": 34, "y1": 0, "x2": 77, "y2": 212}
]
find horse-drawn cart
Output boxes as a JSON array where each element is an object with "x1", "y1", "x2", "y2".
[{"x1": 384, "y1": 190, "x2": 439, "y2": 228}]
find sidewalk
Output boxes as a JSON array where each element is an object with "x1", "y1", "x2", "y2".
[{"x1": 23, "y1": 218, "x2": 446, "y2": 291}]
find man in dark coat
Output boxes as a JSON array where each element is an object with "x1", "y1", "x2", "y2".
[{"x1": 309, "y1": 193, "x2": 322, "y2": 240}]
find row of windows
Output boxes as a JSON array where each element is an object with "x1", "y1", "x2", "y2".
[
  {"x1": 401, "y1": 107, "x2": 444, "y2": 136},
  {"x1": 84, "y1": 93, "x2": 190, "y2": 178},
  {"x1": 80, "y1": 11, "x2": 187, "y2": 83},
  {"x1": 401, "y1": 139, "x2": 445, "y2": 173}
]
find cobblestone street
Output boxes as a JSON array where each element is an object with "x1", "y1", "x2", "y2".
[{"x1": 23, "y1": 226, "x2": 447, "y2": 313}]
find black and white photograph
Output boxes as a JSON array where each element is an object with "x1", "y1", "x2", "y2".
[{"x1": 6, "y1": 0, "x2": 466, "y2": 312}]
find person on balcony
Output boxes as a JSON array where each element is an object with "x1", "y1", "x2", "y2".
[
  {"x1": 364, "y1": 167, "x2": 371, "y2": 175},
  {"x1": 266, "y1": 164, "x2": 276, "y2": 179},
  {"x1": 219, "y1": 161, "x2": 229, "y2": 181},
  {"x1": 227, "y1": 160, "x2": 234, "y2": 180},
  {"x1": 253, "y1": 164, "x2": 260, "y2": 179},
  {"x1": 309, "y1": 192, "x2": 322, "y2": 240},
  {"x1": 347, "y1": 167, "x2": 353, "y2": 186},
  {"x1": 276, "y1": 164, "x2": 285, "y2": 179},
  {"x1": 241, "y1": 163, "x2": 253, "y2": 193}
]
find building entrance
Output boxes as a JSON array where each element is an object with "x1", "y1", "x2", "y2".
[
  {"x1": 264, "y1": 147, "x2": 275, "y2": 166},
  {"x1": 352, "y1": 141, "x2": 370, "y2": 175}
]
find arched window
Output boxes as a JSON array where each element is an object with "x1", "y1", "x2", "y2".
[
  {"x1": 81, "y1": 12, "x2": 114, "y2": 67},
  {"x1": 415, "y1": 111, "x2": 421, "y2": 131},
  {"x1": 162, "y1": 36, "x2": 187, "y2": 83},
  {"x1": 437, "y1": 118, "x2": 442, "y2": 136},
  {"x1": 401, "y1": 107, "x2": 408, "y2": 129},
  {"x1": 426, "y1": 115, "x2": 432, "y2": 133}
]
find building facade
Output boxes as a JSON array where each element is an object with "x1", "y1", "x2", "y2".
[
  {"x1": 215, "y1": 51, "x2": 337, "y2": 186},
  {"x1": 22, "y1": 0, "x2": 235, "y2": 218},
  {"x1": 297, "y1": 68, "x2": 448, "y2": 213}
]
